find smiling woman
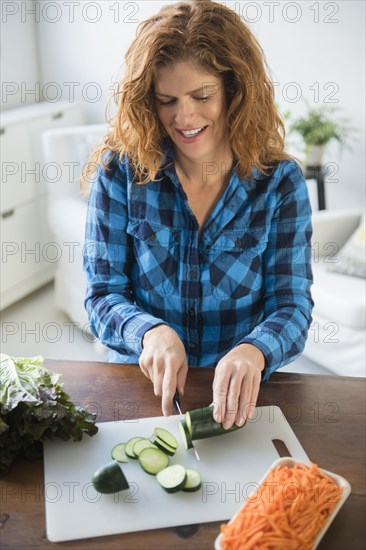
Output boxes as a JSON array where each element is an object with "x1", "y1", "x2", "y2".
[{"x1": 81, "y1": 0, "x2": 313, "y2": 430}]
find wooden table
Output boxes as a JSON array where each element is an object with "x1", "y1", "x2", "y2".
[{"x1": 1, "y1": 360, "x2": 365, "y2": 549}]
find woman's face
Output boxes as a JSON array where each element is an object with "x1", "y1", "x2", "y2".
[{"x1": 153, "y1": 61, "x2": 230, "y2": 164}]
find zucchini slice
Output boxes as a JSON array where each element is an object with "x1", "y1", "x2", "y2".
[
  {"x1": 133, "y1": 438, "x2": 157, "y2": 457},
  {"x1": 92, "y1": 460, "x2": 129, "y2": 494},
  {"x1": 153, "y1": 427, "x2": 178, "y2": 450},
  {"x1": 151, "y1": 436, "x2": 176, "y2": 456},
  {"x1": 125, "y1": 436, "x2": 144, "y2": 458},
  {"x1": 179, "y1": 420, "x2": 193, "y2": 450},
  {"x1": 138, "y1": 447, "x2": 169, "y2": 475},
  {"x1": 111, "y1": 442, "x2": 129, "y2": 463},
  {"x1": 156, "y1": 464, "x2": 187, "y2": 493},
  {"x1": 183, "y1": 468, "x2": 202, "y2": 492},
  {"x1": 186, "y1": 405, "x2": 244, "y2": 440}
]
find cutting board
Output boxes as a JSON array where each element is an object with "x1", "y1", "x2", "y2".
[{"x1": 43, "y1": 406, "x2": 309, "y2": 542}]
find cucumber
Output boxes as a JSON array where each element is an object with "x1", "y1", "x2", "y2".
[
  {"x1": 133, "y1": 438, "x2": 157, "y2": 457},
  {"x1": 179, "y1": 420, "x2": 193, "y2": 450},
  {"x1": 111, "y1": 443, "x2": 129, "y2": 463},
  {"x1": 156, "y1": 464, "x2": 187, "y2": 493},
  {"x1": 138, "y1": 447, "x2": 169, "y2": 475},
  {"x1": 183, "y1": 468, "x2": 202, "y2": 492},
  {"x1": 153, "y1": 428, "x2": 178, "y2": 450},
  {"x1": 125, "y1": 436, "x2": 144, "y2": 458},
  {"x1": 151, "y1": 436, "x2": 177, "y2": 456},
  {"x1": 186, "y1": 405, "x2": 245, "y2": 440},
  {"x1": 92, "y1": 460, "x2": 129, "y2": 494}
]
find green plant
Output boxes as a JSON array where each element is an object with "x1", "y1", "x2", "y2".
[{"x1": 289, "y1": 105, "x2": 353, "y2": 147}]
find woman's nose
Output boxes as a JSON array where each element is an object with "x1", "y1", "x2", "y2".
[{"x1": 173, "y1": 99, "x2": 196, "y2": 125}]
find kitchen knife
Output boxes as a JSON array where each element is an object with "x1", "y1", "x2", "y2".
[{"x1": 173, "y1": 391, "x2": 200, "y2": 461}]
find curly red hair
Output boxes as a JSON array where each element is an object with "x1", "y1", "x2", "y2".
[{"x1": 82, "y1": 0, "x2": 294, "y2": 190}]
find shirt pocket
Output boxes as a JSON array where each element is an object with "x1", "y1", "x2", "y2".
[
  {"x1": 205, "y1": 228, "x2": 267, "y2": 299},
  {"x1": 126, "y1": 220, "x2": 179, "y2": 295}
]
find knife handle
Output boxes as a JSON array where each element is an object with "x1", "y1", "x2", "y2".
[{"x1": 173, "y1": 390, "x2": 181, "y2": 410}]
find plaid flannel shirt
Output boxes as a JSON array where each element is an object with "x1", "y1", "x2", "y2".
[{"x1": 84, "y1": 141, "x2": 313, "y2": 381}]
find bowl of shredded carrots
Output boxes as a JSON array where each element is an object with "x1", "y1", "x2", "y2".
[{"x1": 215, "y1": 457, "x2": 351, "y2": 550}]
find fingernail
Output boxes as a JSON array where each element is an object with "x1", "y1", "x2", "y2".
[
  {"x1": 236, "y1": 417, "x2": 245, "y2": 427},
  {"x1": 223, "y1": 420, "x2": 232, "y2": 430}
]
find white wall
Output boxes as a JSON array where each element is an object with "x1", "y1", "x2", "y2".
[
  {"x1": 3, "y1": 0, "x2": 364, "y2": 210},
  {"x1": 1, "y1": 0, "x2": 40, "y2": 110},
  {"x1": 36, "y1": 1, "x2": 163, "y2": 121}
]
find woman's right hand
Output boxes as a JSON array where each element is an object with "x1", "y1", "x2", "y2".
[{"x1": 140, "y1": 325, "x2": 188, "y2": 416}]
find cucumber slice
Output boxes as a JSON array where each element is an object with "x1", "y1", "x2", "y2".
[
  {"x1": 186, "y1": 405, "x2": 244, "y2": 440},
  {"x1": 186, "y1": 412, "x2": 193, "y2": 436},
  {"x1": 156, "y1": 464, "x2": 187, "y2": 493},
  {"x1": 153, "y1": 428, "x2": 178, "y2": 450},
  {"x1": 179, "y1": 420, "x2": 193, "y2": 450},
  {"x1": 151, "y1": 436, "x2": 176, "y2": 456},
  {"x1": 111, "y1": 443, "x2": 129, "y2": 463},
  {"x1": 183, "y1": 468, "x2": 202, "y2": 492},
  {"x1": 138, "y1": 447, "x2": 169, "y2": 475},
  {"x1": 92, "y1": 460, "x2": 129, "y2": 494},
  {"x1": 125, "y1": 437, "x2": 144, "y2": 458},
  {"x1": 133, "y1": 438, "x2": 157, "y2": 457}
]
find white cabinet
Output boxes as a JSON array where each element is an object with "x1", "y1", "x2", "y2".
[{"x1": 1, "y1": 102, "x2": 85, "y2": 310}]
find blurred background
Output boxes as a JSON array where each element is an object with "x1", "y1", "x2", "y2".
[{"x1": 1, "y1": 1, "x2": 365, "y2": 376}]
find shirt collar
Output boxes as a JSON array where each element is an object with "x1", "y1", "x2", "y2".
[{"x1": 159, "y1": 136, "x2": 271, "y2": 188}]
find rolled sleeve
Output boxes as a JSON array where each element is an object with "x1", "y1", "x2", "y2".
[
  {"x1": 238, "y1": 161, "x2": 314, "y2": 379},
  {"x1": 83, "y1": 156, "x2": 166, "y2": 356}
]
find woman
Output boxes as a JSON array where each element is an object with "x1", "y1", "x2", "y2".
[{"x1": 83, "y1": 0, "x2": 313, "y2": 429}]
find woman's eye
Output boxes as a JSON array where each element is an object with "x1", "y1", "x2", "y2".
[
  {"x1": 158, "y1": 99, "x2": 175, "y2": 106},
  {"x1": 157, "y1": 96, "x2": 210, "y2": 106}
]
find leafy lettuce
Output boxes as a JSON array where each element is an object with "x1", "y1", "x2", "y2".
[{"x1": 0, "y1": 354, "x2": 98, "y2": 473}]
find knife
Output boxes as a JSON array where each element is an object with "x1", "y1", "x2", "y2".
[{"x1": 173, "y1": 391, "x2": 200, "y2": 462}]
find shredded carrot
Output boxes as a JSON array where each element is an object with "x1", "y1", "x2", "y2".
[{"x1": 220, "y1": 462, "x2": 344, "y2": 550}]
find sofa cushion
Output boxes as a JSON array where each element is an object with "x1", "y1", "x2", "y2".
[
  {"x1": 327, "y1": 215, "x2": 366, "y2": 279},
  {"x1": 312, "y1": 261, "x2": 366, "y2": 329},
  {"x1": 303, "y1": 311, "x2": 365, "y2": 377}
]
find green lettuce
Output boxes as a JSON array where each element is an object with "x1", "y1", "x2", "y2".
[{"x1": 0, "y1": 354, "x2": 98, "y2": 473}]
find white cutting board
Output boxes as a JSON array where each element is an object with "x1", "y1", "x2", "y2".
[{"x1": 43, "y1": 406, "x2": 309, "y2": 542}]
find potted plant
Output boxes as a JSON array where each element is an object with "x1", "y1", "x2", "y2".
[{"x1": 287, "y1": 103, "x2": 354, "y2": 166}]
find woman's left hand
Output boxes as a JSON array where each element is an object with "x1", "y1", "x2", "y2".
[{"x1": 212, "y1": 343, "x2": 265, "y2": 429}]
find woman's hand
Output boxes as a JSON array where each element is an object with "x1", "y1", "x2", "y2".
[
  {"x1": 140, "y1": 325, "x2": 188, "y2": 416},
  {"x1": 212, "y1": 344, "x2": 265, "y2": 429}
]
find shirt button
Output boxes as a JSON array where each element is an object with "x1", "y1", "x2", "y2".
[
  {"x1": 150, "y1": 233, "x2": 156, "y2": 241},
  {"x1": 188, "y1": 309, "x2": 195, "y2": 317},
  {"x1": 189, "y1": 342, "x2": 195, "y2": 349},
  {"x1": 235, "y1": 239, "x2": 241, "y2": 247},
  {"x1": 188, "y1": 270, "x2": 196, "y2": 280}
]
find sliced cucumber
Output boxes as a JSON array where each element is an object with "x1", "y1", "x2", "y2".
[
  {"x1": 179, "y1": 420, "x2": 193, "y2": 450},
  {"x1": 92, "y1": 460, "x2": 129, "y2": 494},
  {"x1": 186, "y1": 412, "x2": 193, "y2": 436},
  {"x1": 138, "y1": 447, "x2": 169, "y2": 475},
  {"x1": 125, "y1": 436, "x2": 144, "y2": 458},
  {"x1": 183, "y1": 468, "x2": 202, "y2": 492},
  {"x1": 153, "y1": 427, "x2": 178, "y2": 450},
  {"x1": 156, "y1": 464, "x2": 187, "y2": 493},
  {"x1": 133, "y1": 438, "x2": 157, "y2": 457},
  {"x1": 111, "y1": 442, "x2": 129, "y2": 463},
  {"x1": 151, "y1": 436, "x2": 176, "y2": 456},
  {"x1": 186, "y1": 405, "x2": 244, "y2": 440}
]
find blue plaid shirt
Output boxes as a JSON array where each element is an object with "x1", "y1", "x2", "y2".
[{"x1": 84, "y1": 141, "x2": 313, "y2": 382}]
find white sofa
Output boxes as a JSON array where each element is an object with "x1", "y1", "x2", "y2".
[
  {"x1": 41, "y1": 125, "x2": 365, "y2": 376},
  {"x1": 301, "y1": 209, "x2": 365, "y2": 377},
  {"x1": 41, "y1": 124, "x2": 107, "y2": 332}
]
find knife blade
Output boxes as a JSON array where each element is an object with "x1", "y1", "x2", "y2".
[{"x1": 173, "y1": 391, "x2": 200, "y2": 461}]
